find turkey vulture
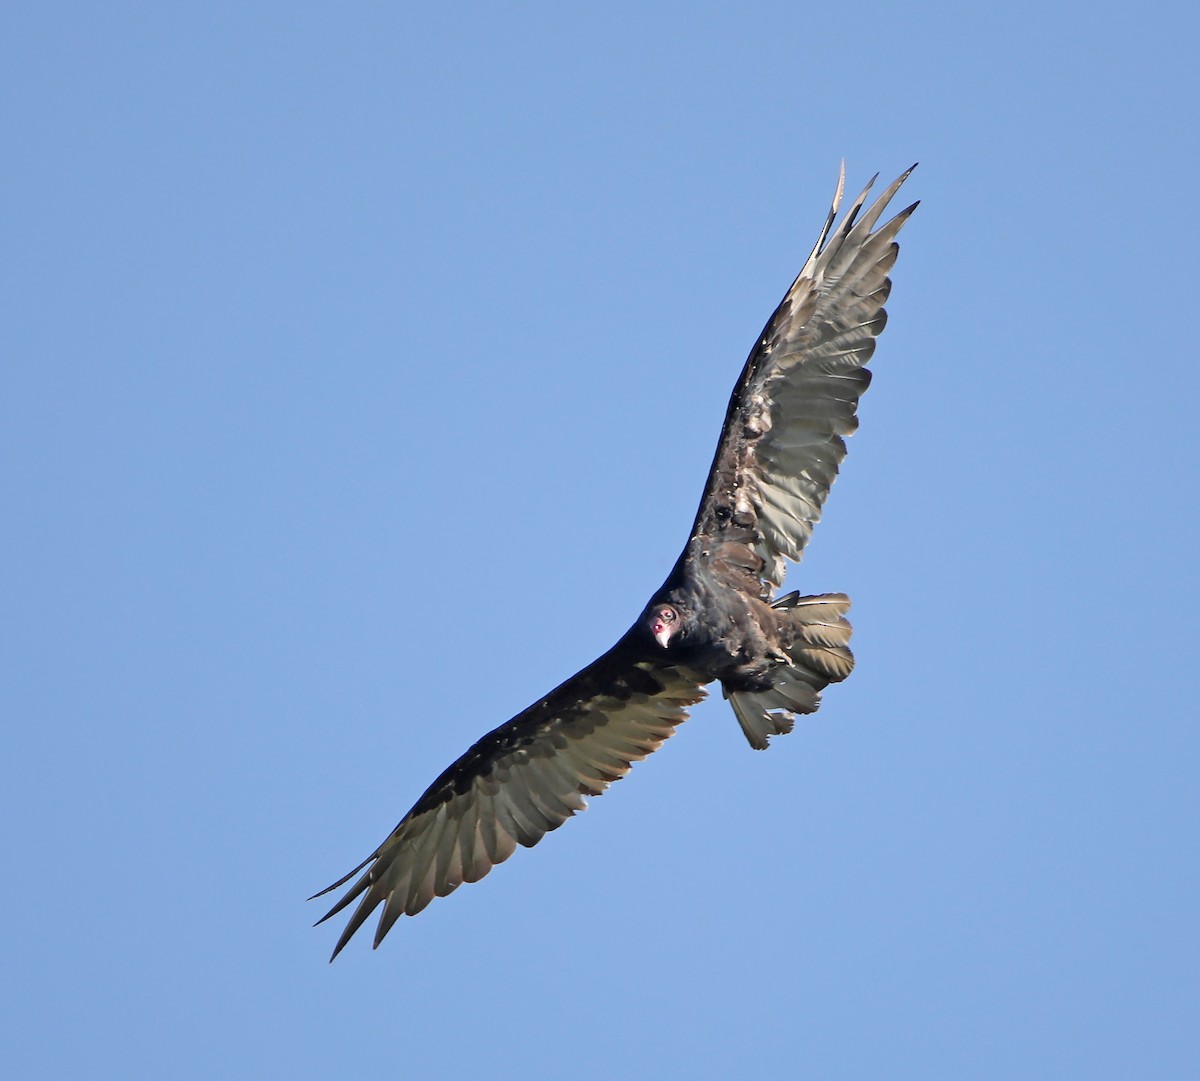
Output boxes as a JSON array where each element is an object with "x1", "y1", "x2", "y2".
[{"x1": 313, "y1": 165, "x2": 918, "y2": 958}]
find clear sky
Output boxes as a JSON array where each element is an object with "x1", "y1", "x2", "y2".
[{"x1": 4, "y1": 3, "x2": 1197, "y2": 1079}]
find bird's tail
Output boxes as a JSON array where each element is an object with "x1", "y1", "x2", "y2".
[{"x1": 725, "y1": 592, "x2": 855, "y2": 750}]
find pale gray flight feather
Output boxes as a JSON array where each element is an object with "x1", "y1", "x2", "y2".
[{"x1": 312, "y1": 660, "x2": 706, "y2": 958}]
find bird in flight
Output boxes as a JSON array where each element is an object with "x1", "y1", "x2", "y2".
[{"x1": 313, "y1": 165, "x2": 918, "y2": 959}]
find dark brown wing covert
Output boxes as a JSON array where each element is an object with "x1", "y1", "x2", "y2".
[
  {"x1": 312, "y1": 649, "x2": 706, "y2": 959},
  {"x1": 687, "y1": 166, "x2": 918, "y2": 595}
]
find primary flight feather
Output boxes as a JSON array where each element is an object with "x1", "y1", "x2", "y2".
[{"x1": 313, "y1": 165, "x2": 918, "y2": 958}]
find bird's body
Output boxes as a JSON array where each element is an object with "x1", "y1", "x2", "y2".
[{"x1": 314, "y1": 165, "x2": 918, "y2": 958}]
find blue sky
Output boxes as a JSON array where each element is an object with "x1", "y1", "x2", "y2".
[{"x1": 4, "y1": 3, "x2": 1197, "y2": 1078}]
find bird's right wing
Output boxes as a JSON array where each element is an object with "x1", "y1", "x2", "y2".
[{"x1": 312, "y1": 648, "x2": 706, "y2": 958}]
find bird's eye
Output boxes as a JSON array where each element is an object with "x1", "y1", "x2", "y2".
[{"x1": 661, "y1": 608, "x2": 676, "y2": 623}]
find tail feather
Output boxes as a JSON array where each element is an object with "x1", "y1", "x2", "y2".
[{"x1": 727, "y1": 592, "x2": 855, "y2": 750}]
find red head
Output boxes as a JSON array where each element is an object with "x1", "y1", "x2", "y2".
[{"x1": 647, "y1": 604, "x2": 681, "y2": 649}]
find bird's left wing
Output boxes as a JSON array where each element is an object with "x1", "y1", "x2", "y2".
[
  {"x1": 682, "y1": 166, "x2": 918, "y2": 595},
  {"x1": 312, "y1": 650, "x2": 706, "y2": 958}
]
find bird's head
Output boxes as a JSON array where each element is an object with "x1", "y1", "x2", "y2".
[{"x1": 646, "y1": 603, "x2": 683, "y2": 649}]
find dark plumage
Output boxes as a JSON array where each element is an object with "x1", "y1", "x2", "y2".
[{"x1": 313, "y1": 165, "x2": 918, "y2": 958}]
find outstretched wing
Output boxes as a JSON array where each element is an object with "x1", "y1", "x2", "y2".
[
  {"x1": 312, "y1": 649, "x2": 706, "y2": 958},
  {"x1": 686, "y1": 166, "x2": 918, "y2": 594}
]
